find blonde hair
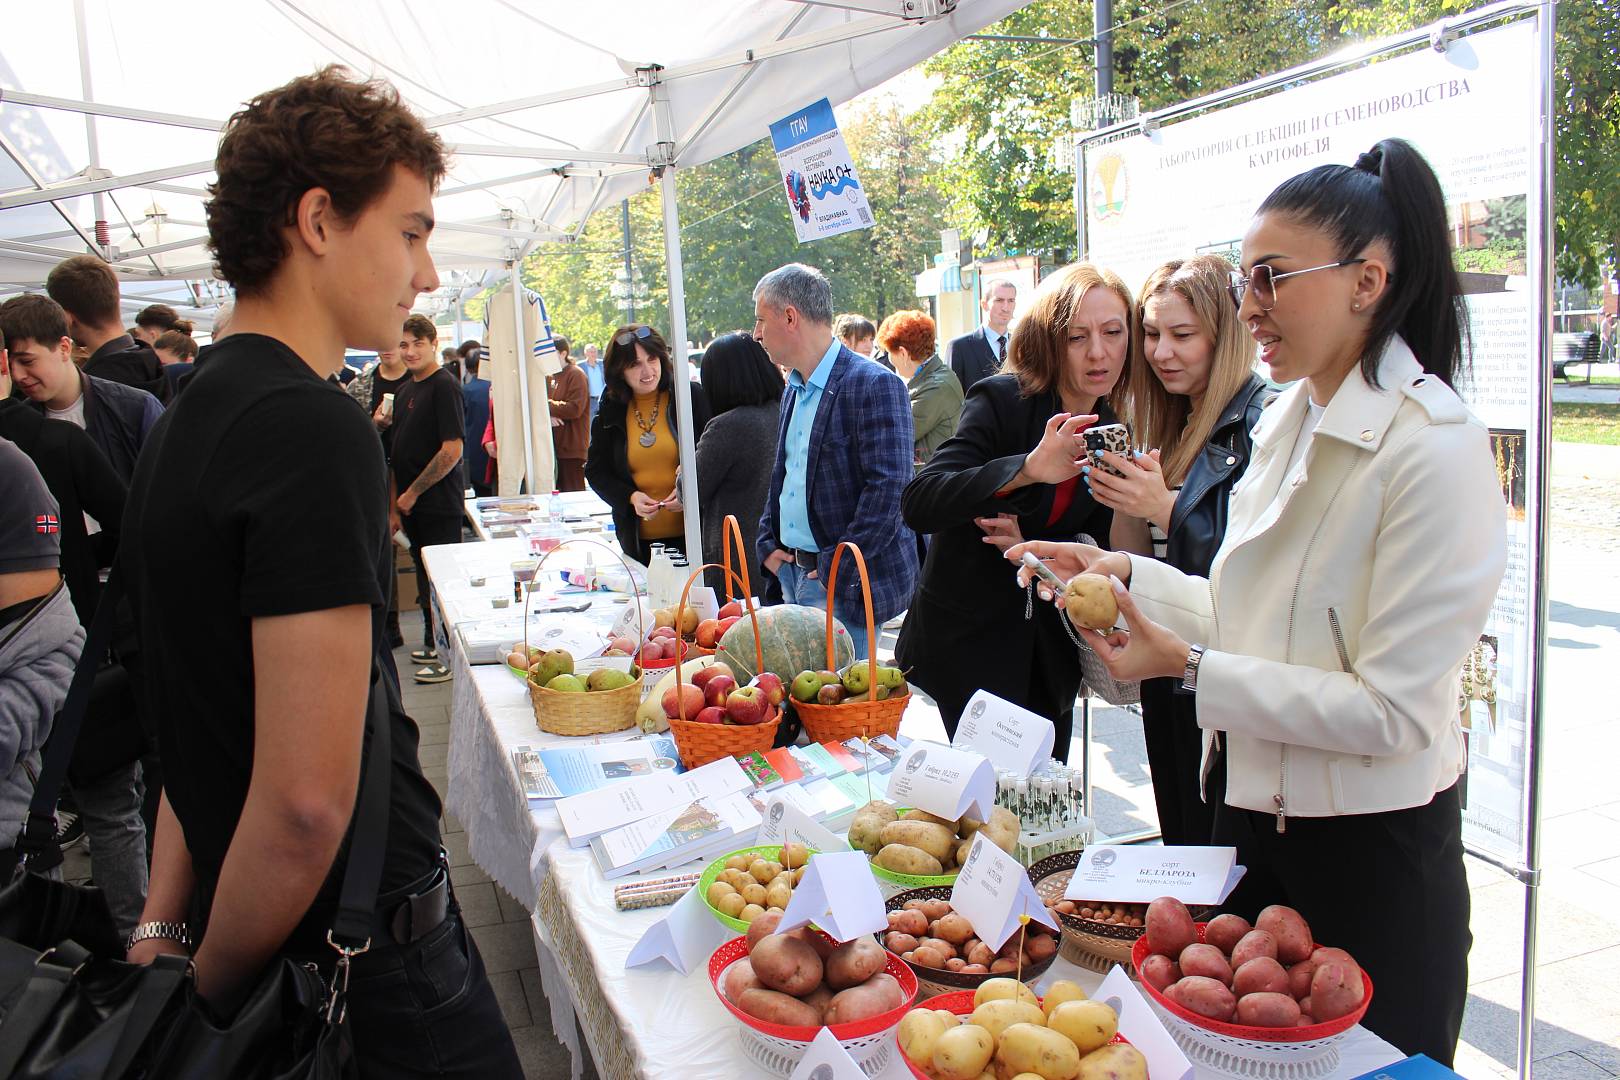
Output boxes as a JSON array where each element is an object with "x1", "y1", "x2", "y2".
[
  {"x1": 1128, "y1": 255, "x2": 1256, "y2": 487},
  {"x1": 1005, "y1": 262, "x2": 1133, "y2": 406}
]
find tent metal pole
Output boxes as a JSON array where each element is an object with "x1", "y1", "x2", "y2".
[
  {"x1": 1518, "y1": 3, "x2": 1556, "y2": 1077},
  {"x1": 0, "y1": 161, "x2": 215, "y2": 211},
  {"x1": 0, "y1": 87, "x2": 223, "y2": 131},
  {"x1": 72, "y1": 0, "x2": 107, "y2": 257},
  {"x1": 652, "y1": 82, "x2": 704, "y2": 567},
  {"x1": 508, "y1": 260, "x2": 539, "y2": 495},
  {"x1": 0, "y1": 131, "x2": 99, "y2": 252}
]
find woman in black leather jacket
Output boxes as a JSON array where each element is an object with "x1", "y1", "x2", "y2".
[{"x1": 1083, "y1": 255, "x2": 1270, "y2": 844}]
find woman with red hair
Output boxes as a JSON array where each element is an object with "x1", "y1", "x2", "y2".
[{"x1": 877, "y1": 309, "x2": 961, "y2": 469}]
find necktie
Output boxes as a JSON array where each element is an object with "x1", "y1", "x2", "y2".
[{"x1": 997, "y1": 334, "x2": 1006, "y2": 364}]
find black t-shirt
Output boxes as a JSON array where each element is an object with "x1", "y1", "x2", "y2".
[
  {"x1": 390, "y1": 367, "x2": 465, "y2": 517},
  {"x1": 373, "y1": 370, "x2": 411, "y2": 463},
  {"x1": 120, "y1": 334, "x2": 441, "y2": 941}
]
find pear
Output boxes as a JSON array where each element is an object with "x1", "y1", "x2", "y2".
[
  {"x1": 841, "y1": 664, "x2": 872, "y2": 696},
  {"x1": 533, "y1": 649, "x2": 574, "y2": 687},
  {"x1": 545, "y1": 674, "x2": 586, "y2": 693},
  {"x1": 586, "y1": 668, "x2": 635, "y2": 692},
  {"x1": 875, "y1": 665, "x2": 906, "y2": 690}
]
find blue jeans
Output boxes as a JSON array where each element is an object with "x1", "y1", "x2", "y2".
[
  {"x1": 777, "y1": 560, "x2": 869, "y2": 662},
  {"x1": 76, "y1": 760, "x2": 149, "y2": 941}
]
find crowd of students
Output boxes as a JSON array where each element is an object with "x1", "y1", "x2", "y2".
[{"x1": 0, "y1": 60, "x2": 1505, "y2": 1070}]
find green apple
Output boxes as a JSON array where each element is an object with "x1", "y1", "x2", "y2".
[{"x1": 791, "y1": 670, "x2": 824, "y2": 703}]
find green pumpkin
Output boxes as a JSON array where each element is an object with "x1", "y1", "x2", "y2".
[{"x1": 714, "y1": 604, "x2": 853, "y2": 683}]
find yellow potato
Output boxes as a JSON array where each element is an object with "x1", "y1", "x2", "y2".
[
  {"x1": 933, "y1": 1009, "x2": 962, "y2": 1026},
  {"x1": 739, "y1": 903, "x2": 765, "y2": 923},
  {"x1": 705, "y1": 882, "x2": 735, "y2": 906},
  {"x1": 932, "y1": 1023, "x2": 995, "y2": 1080},
  {"x1": 779, "y1": 842, "x2": 810, "y2": 869},
  {"x1": 764, "y1": 876, "x2": 793, "y2": 910},
  {"x1": 724, "y1": 854, "x2": 752, "y2": 872},
  {"x1": 879, "y1": 820, "x2": 957, "y2": 862},
  {"x1": 968, "y1": 999, "x2": 1046, "y2": 1042},
  {"x1": 874, "y1": 843, "x2": 944, "y2": 877},
  {"x1": 897, "y1": 1009, "x2": 948, "y2": 1066},
  {"x1": 972, "y1": 977, "x2": 1040, "y2": 1009},
  {"x1": 1047, "y1": 999, "x2": 1118, "y2": 1055},
  {"x1": 901, "y1": 808, "x2": 959, "y2": 829},
  {"x1": 741, "y1": 883, "x2": 767, "y2": 906},
  {"x1": 715, "y1": 893, "x2": 746, "y2": 918},
  {"x1": 1075, "y1": 1042, "x2": 1148, "y2": 1080},
  {"x1": 995, "y1": 1022, "x2": 1082, "y2": 1080},
  {"x1": 1064, "y1": 573, "x2": 1118, "y2": 631},
  {"x1": 1041, "y1": 980, "x2": 1088, "y2": 1018}
]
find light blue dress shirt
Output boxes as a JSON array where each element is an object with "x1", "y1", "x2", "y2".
[
  {"x1": 583, "y1": 358, "x2": 606, "y2": 399},
  {"x1": 777, "y1": 338, "x2": 843, "y2": 552},
  {"x1": 982, "y1": 324, "x2": 1009, "y2": 363}
]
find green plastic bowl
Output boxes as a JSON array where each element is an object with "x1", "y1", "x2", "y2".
[{"x1": 697, "y1": 844, "x2": 819, "y2": 932}]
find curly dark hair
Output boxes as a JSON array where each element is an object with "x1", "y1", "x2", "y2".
[{"x1": 207, "y1": 66, "x2": 448, "y2": 296}]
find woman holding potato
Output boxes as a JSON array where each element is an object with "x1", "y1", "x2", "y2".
[
  {"x1": 897, "y1": 262, "x2": 1130, "y2": 755},
  {"x1": 1009, "y1": 140, "x2": 1506, "y2": 1062},
  {"x1": 1084, "y1": 255, "x2": 1272, "y2": 846}
]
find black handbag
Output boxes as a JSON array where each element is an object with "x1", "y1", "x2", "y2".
[{"x1": 0, "y1": 575, "x2": 393, "y2": 1079}]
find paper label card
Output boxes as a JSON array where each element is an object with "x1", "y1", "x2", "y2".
[
  {"x1": 624, "y1": 885, "x2": 732, "y2": 976},
  {"x1": 952, "y1": 690, "x2": 1056, "y2": 776},
  {"x1": 787, "y1": 1027, "x2": 867, "y2": 1080},
  {"x1": 1094, "y1": 965, "x2": 1193, "y2": 1080},
  {"x1": 756, "y1": 793, "x2": 851, "y2": 853},
  {"x1": 948, "y1": 834, "x2": 1058, "y2": 951},
  {"x1": 1063, "y1": 845, "x2": 1245, "y2": 906},
  {"x1": 776, "y1": 850, "x2": 887, "y2": 942},
  {"x1": 883, "y1": 742, "x2": 996, "y2": 823}
]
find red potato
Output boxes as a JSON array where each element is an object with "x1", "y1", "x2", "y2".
[
  {"x1": 1139, "y1": 954, "x2": 1180, "y2": 992},
  {"x1": 960, "y1": 963, "x2": 989, "y2": 974},
  {"x1": 911, "y1": 946, "x2": 947, "y2": 969},
  {"x1": 1255, "y1": 905, "x2": 1313, "y2": 964},
  {"x1": 932, "y1": 913, "x2": 976, "y2": 945},
  {"x1": 723, "y1": 961, "x2": 762, "y2": 1003},
  {"x1": 890, "y1": 909, "x2": 928, "y2": 937},
  {"x1": 1203, "y1": 913, "x2": 1253, "y2": 956},
  {"x1": 1299, "y1": 996, "x2": 1313, "y2": 1018},
  {"x1": 1146, "y1": 897, "x2": 1199, "y2": 958},
  {"x1": 1311, "y1": 947, "x2": 1359, "y2": 971},
  {"x1": 738, "y1": 987, "x2": 821, "y2": 1027},
  {"x1": 920, "y1": 937, "x2": 958, "y2": 961},
  {"x1": 1297, "y1": 1015, "x2": 1317, "y2": 1027},
  {"x1": 1167, "y1": 976, "x2": 1236, "y2": 1021},
  {"x1": 826, "y1": 938, "x2": 887, "y2": 990},
  {"x1": 750, "y1": 934, "x2": 823, "y2": 996},
  {"x1": 802, "y1": 985, "x2": 833, "y2": 1021},
  {"x1": 921, "y1": 900, "x2": 952, "y2": 921},
  {"x1": 903, "y1": 899, "x2": 926, "y2": 911},
  {"x1": 824, "y1": 972, "x2": 904, "y2": 1025},
  {"x1": 746, "y1": 910, "x2": 785, "y2": 950},
  {"x1": 1287, "y1": 960, "x2": 1317, "y2": 999},
  {"x1": 990, "y1": 958, "x2": 1019, "y2": 973},
  {"x1": 1178, "y1": 943, "x2": 1234, "y2": 986},
  {"x1": 1025, "y1": 935, "x2": 1057, "y2": 963},
  {"x1": 945, "y1": 957, "x2": 967, "y2": 971},
  {"x1": 805, "y1": 933, "x2": 838, "y2": 960},
  {"x1": 967, "y1": 942, "x2": 996, "y2": 968},
  {"x1": 1230, "y1": 929, "x2": 1280, "y2": 969},
  {"x1": 1309, "y1": 961, "x2": 1365, "y2": 1021},
  {"x1": 1232, "y1": 956, "x2": 1290, "y2": 998},
  {"x1": 996, "y1": 938, "x2": 1023, "y2": 961},
  {"x1": 1236, "y1": 991, "x2": 1303, "y2": 1028},
  {"x1": 886, "y1": 932, "x2": 920, "y2": 954}
]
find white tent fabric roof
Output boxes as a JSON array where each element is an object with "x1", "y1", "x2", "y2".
[{"x1": 1, "y1": 0, "x2": 1024, "y2": 308}]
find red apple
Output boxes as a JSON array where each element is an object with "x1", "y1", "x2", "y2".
[
  {"x1": 691, "y1": 664, "x2": 727, "y2": 693},
  {"x1": 703, "y1": 674, "x2": 738, "y2": 708},
  {"x1": 608, "y1": 635, "x2": 637, "y2": 655},
  {"x1": 725, "y1": 685, "x2": 769, "y2": 725},
  {"x1": 661, "y1": 683, "x2": 704, "y2": 721},
  {"x1": 694, "y1": 706, "x2": 728, "y2": 725},
  {"x1": 718, "y1": 600, "x2": 744, "y2": 620},
  {"x1": 650, "y1": 626, "x2": 678, "y2": 641},
  {"x1": 695, "y1": 619, "x2": 723, "y2": 649},
  {"x1": 638, "y1": 643, "x2": 663, "y2": 667},
  {"x1": 750, "y1": 672, "x2": 786, "y2": 708}
]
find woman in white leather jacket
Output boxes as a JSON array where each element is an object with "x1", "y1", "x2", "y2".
[{"x1": 1010, "y1": 139, "x2": 1506, "y2": 1063}]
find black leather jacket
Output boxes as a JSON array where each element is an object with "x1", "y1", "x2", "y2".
[{"x1": 1163, "y1": 374, "x2": 1272, "y2": 576}]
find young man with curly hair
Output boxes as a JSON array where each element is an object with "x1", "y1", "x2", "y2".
[{"x1": 118, "y1": 66, "x2": 521, "y2": 1076}]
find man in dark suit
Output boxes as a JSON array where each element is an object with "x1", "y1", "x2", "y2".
[
  {"x1": 946, "y1": 276, "x2": 1019, "y2": 396},
  {"x1": 754, "y1": 264, "x2": 917, "y2": 660}
]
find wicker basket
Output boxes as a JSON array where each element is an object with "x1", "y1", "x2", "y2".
[
  {"x1": 1028, "y1": 850, "x2": 1213, "y2": 972},
  {"x1": 523, "y1": 539, "x2": 644, "y2": 736},
  {"x1": 666, "y1": 562, "x2": 782, "y2": 767},
  {"x1": 879, "y1": 886, "x2": 1057, "y2": 997},
  {"x1": 791, "y1": 543, "x2": 909, "y2": 743}
]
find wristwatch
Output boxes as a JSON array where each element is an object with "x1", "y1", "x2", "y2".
[
  {"x1": 127, "y1": 920, "x2": 191, "y2": 953},
  {"x1": 1180, "y1": 644, "x2": 1207, "y2": 693}
]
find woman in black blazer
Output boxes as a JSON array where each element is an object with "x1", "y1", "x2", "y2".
[
  {"x1": 584, "y1": 325, "x2": 711, "y2": 567},
  {"x1": 897, "y1": 263, "x2": 1134, "y2": 756}
]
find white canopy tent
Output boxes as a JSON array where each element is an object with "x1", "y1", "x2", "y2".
[{"x1": 1, "y1": 0, "x2": 1025, "y2": 560}]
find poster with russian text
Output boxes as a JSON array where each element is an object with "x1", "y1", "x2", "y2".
[
  {"x1": 769, "y1": 98, "x2": 874, "y2": 243},
  {"x1": 1080, "y1": 16, "x2": 1543, "y2": 869}
]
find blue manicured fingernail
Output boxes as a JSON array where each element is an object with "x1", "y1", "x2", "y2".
[
  {"x1": 1093, "y1": 449, "x2": 1104, "y2": 459},
  {"x1": 1080, "y1": 465, "x2": 1091, "y2": 475},
  {"x1": 1133, "y1": 450, "x2": 1144, "y2": 460}
]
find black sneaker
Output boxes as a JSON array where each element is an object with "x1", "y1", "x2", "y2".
[{"x1": 55, "y1": 809, "x2": 85, "y2": 849}]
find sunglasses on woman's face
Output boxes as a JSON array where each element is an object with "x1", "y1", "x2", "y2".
[
  {"x1": 1227, "y1": 259, "x2": 1368, "y2": 311},
  {"x1": 615, "y1": 325, "x2": 654, "y2": 347}
]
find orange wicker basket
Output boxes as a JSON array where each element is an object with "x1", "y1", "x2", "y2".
[
  {"x1": 791, "y1": 542, "x2": 908, "y2": 743},
  {"x1": 666, "y1": 562, "x2": 782, "y2": 767},
  {"x1": 522, "y1": 539, "x2": 644, "y2": 736}
]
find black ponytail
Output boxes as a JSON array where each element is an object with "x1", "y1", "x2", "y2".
[{"x1": 1257, "y1": 138, "x2": 1468, "y2": 389}]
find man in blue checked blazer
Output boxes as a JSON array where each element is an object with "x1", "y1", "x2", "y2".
[{"x1": 753, "y1": 264, "x2": 918, "y2": 660}]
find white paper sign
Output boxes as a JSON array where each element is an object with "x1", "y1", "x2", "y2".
[
  {"x1": 948, "y1": 834, "x2": 1059, "y2": 952},
  {"x1": 1094, "y1": 965, "x2": 1193, "y2": 1080},
  {"x1": 787, "y1": 1027, "x2": 867, "y2": 1080},
  {"x1": 624, "y1": 885, "x2": 732, "y2": 976},
  {"x1": 884, "y1": 742, "x2": 996, "y2": 823},
  {"x1": 1063, "y1": 845, "x2": 1245, "y2": 906},
  {"x1": 768, "y1": 98, "x2": 875, "y2": 243},
  {"x1": 756, "y1": 793, "x2": 851, "y2": 853},
  {"x1": 951, "y1": 690, "x2": 1056, "y2": 775},
  {"x1": 777, "y1": 851, "x2": 887, "y2": 942}
]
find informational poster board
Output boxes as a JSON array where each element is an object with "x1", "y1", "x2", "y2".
[
  {"x1": 1079, "y1": 14, "x2": 1543, "y2": 871},
  {"x1": 769, "y1": 98, "x2": 875, "y2": 243}
]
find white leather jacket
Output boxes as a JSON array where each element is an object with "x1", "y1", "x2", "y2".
[{"x1": 1127, "y1": 336, "x2": 1507, "y2": 824}]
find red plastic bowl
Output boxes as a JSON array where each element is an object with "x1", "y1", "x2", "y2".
[
  {"x1": 1130, "y1": 923, "x2": 1373, "y2": 1042},
  {"x1": 896, "y1": 990, "x2": 1133, "y2": 1079},
  {"x1": 709, "y1": 932, "x2": 919, "y2": 1042}
]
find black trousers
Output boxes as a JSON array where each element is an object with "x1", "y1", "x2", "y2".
[
  {"x1": 1213, "y1": 780, "x2": 1471, "y2": 1065},
  {"x1": 1139, "y1": 677, "x2": 1220, "y2": 846},
  {"x1": 402, "y1": 512, "x2": 463, "y2": 651}
]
